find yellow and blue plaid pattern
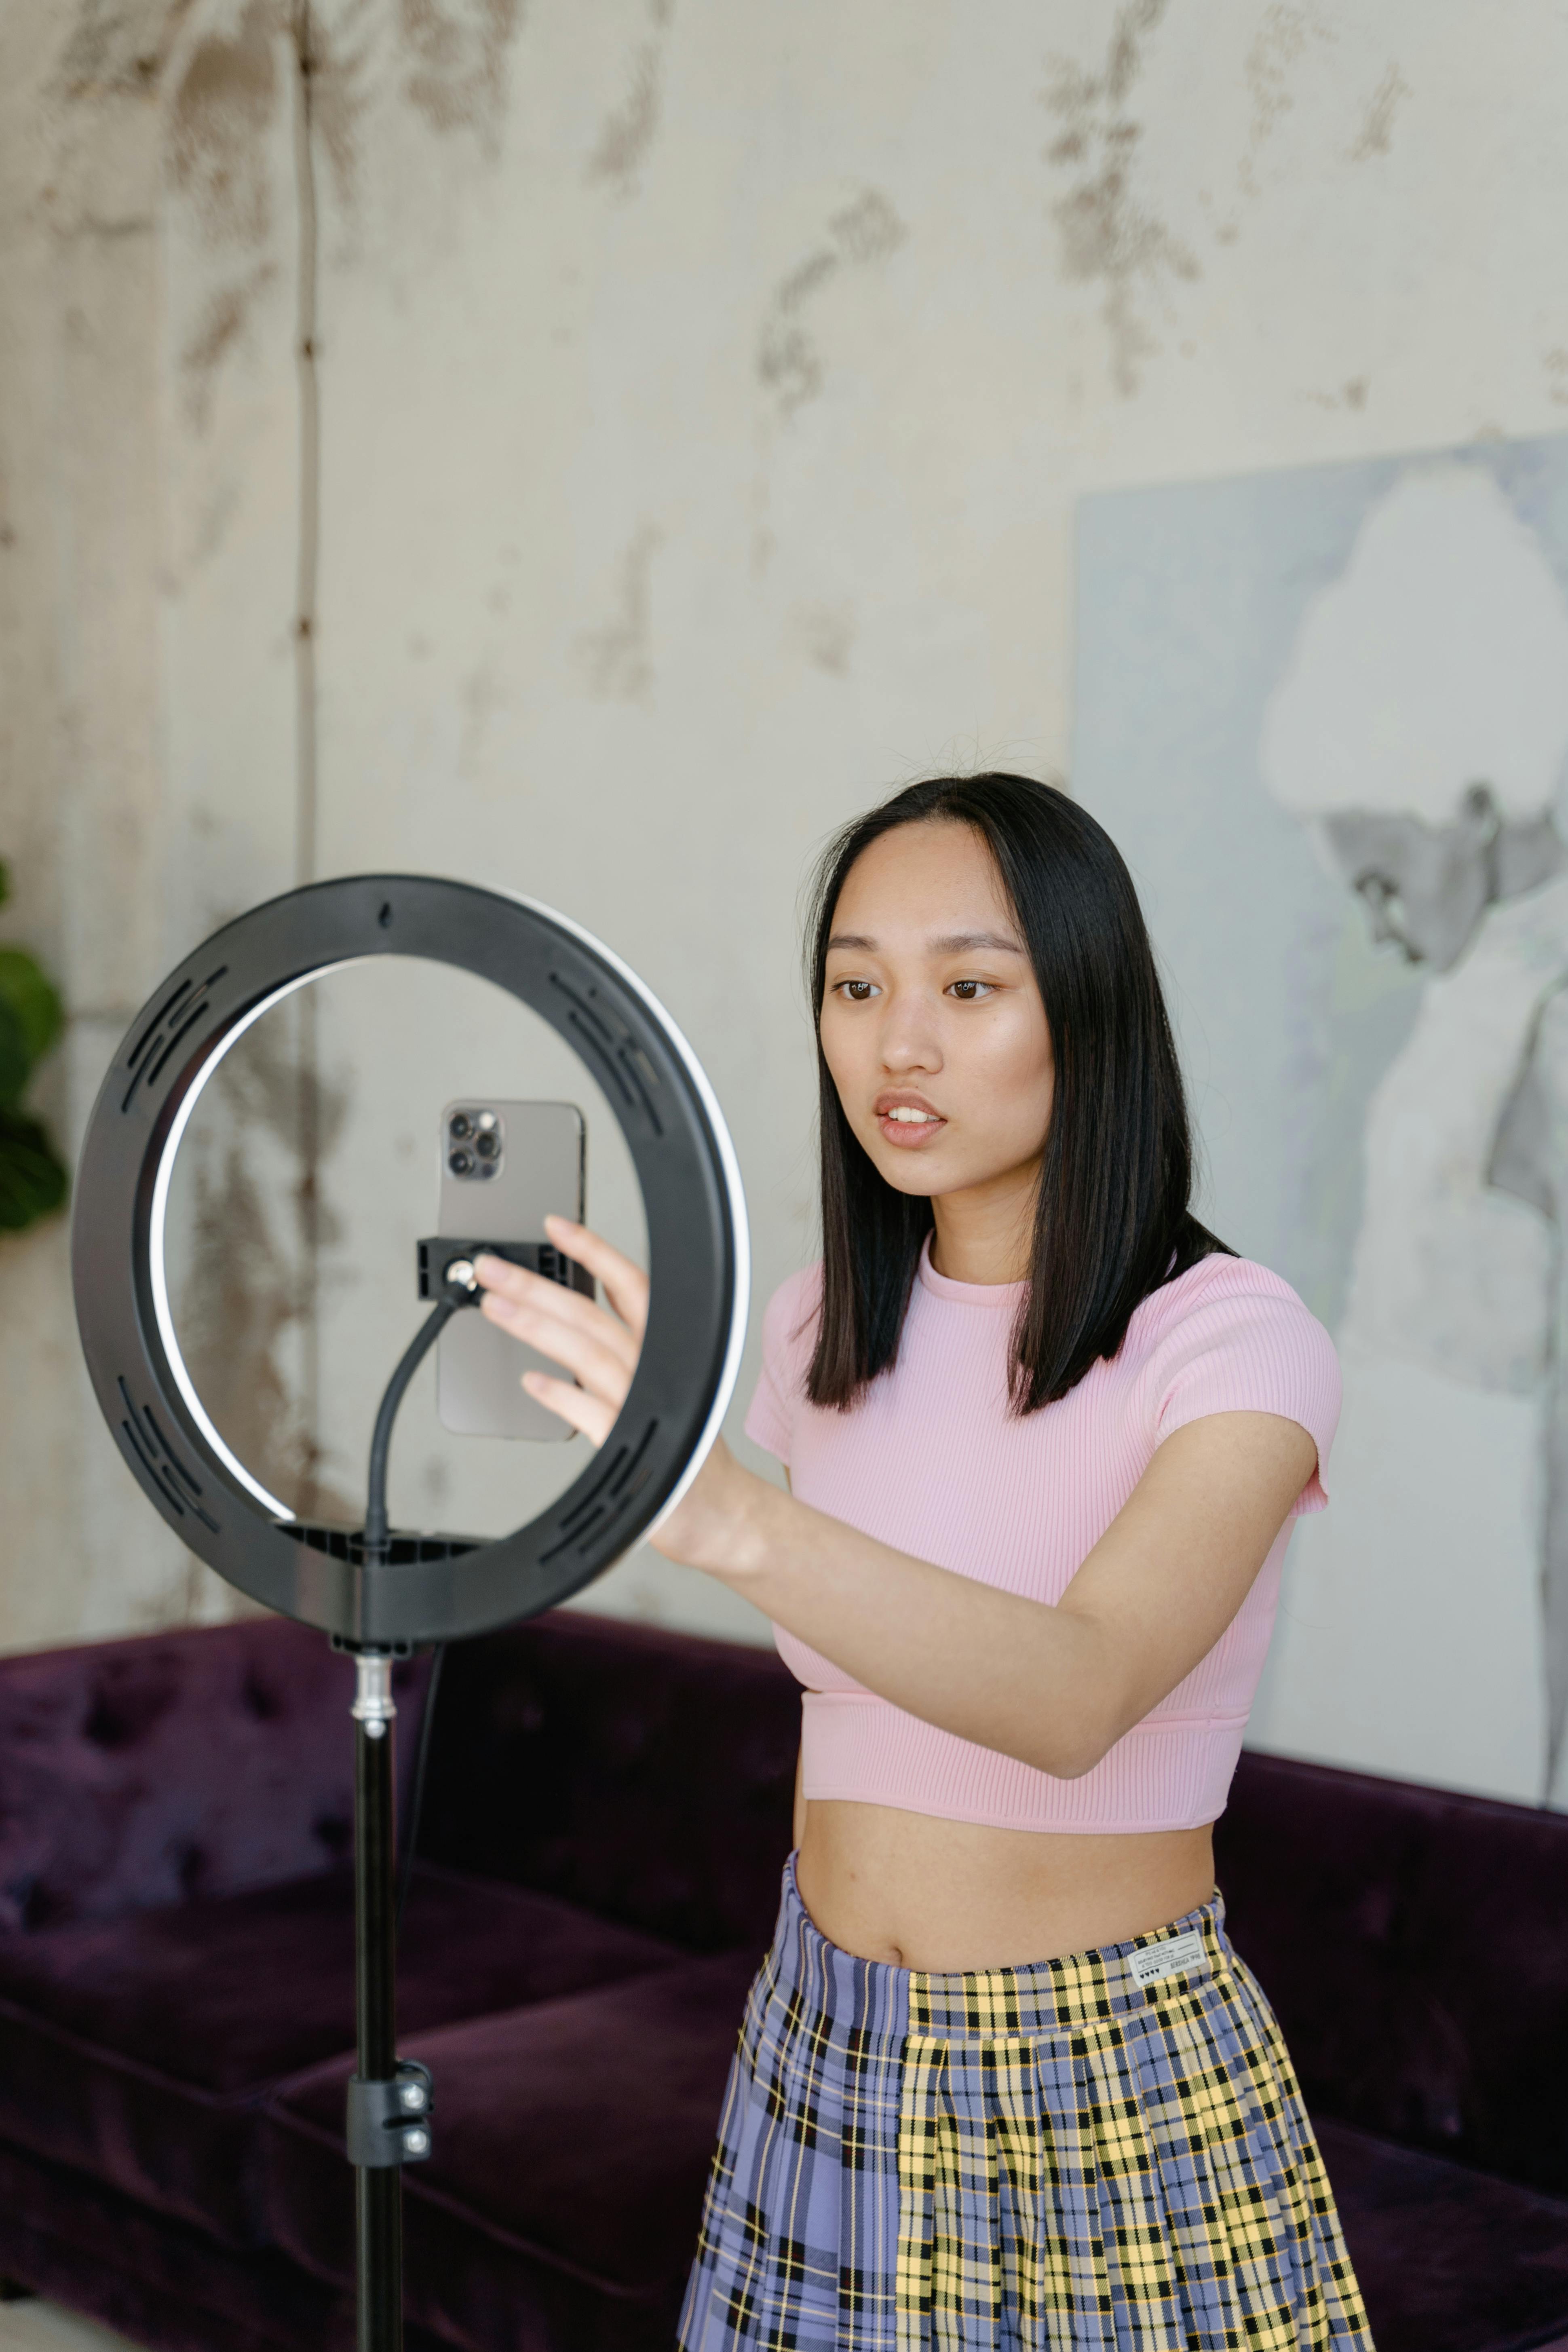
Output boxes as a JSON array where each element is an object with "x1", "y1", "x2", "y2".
[{"x1": 678, "y1": 1860, "x2": 1372, "y2": 2351}]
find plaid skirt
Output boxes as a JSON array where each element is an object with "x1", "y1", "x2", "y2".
[{"x1": 677, "y1": 1858, "x2": 1372, "y2": 2351}]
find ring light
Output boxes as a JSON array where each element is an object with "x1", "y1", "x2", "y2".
[{"x1": 72, "y1": 874, "x2": 750, "y2": 1647}]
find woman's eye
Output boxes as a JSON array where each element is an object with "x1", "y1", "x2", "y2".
[
  {"x1": 947, "y1": 980, "x2": 993, "y2": 1001},
  {"x1": 834, "y1": 979, "x2": 878, "y2": 1002}
]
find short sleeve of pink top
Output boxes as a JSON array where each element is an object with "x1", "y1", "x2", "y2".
[{"x1": 744, "y1": 1242, "x2": 1340, "y2": 1835}]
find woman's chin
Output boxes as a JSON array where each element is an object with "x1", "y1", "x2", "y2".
[{"x1": 863, "y1": 1140, "x2": 958, "y2": 1198}]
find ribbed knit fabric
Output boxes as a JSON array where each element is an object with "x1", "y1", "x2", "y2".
[{"x1": 745, "y1": 1241, "x2": 1340, "y2": 1835}]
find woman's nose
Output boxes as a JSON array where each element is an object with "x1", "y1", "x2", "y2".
[{"x1": 878, "y1": 997, "x2": 941, "y2": 1073}]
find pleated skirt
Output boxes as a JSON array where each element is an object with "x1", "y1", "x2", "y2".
[{"x1": 677, "y1": 1858, "x2": 1372, "y2": 2352}]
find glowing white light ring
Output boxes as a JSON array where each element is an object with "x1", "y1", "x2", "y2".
[
  {"x1": 144, "y1": 907, "x2": 749, "y2": 1532},
  {"x1": 148, "y1": 962, "x2": 367, "y2": 1520}
]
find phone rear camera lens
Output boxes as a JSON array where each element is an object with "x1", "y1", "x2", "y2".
[
  {"x1": 477, "y1": 1160, "x2": 498, "y2": 1178},
  {"x1": 448, "y1": 1148, "x2": 475, "y2": 1177},
  {"x1": 448, "y1": 1113, "x2": 472, "y2": 1141},
  {"x1": 474, "y1": 1129, "x2": 500, "y2": 1161}
]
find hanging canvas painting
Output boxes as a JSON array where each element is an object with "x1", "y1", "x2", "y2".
[{"x1": 1074, "y1": 438, "x2": 1568, "y2": 1809}]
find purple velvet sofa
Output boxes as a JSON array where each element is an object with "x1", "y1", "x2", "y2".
[{"x1": 0, "y1": 1608, "x2": 1564, "y2": 2352}]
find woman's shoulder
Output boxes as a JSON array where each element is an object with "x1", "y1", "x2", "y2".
[
  {"x1": 1120, "y1": 1247, "x2": 1338, "y2": 1386},
  {"x1": 1142, "y1": 1248, "x2": 1316, "y2": 1328},
  {"x1": 1125, "y1": 1251, "x2": 1341, "y2": 1503}
]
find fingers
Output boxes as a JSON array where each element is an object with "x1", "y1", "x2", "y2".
[
  {"x1": 542, "y1": 1216, "x2": 650, "y2": 1340},
  {"x1": 475, "y1": 1251, "x2": 638, "y2": 1377},
  {"x1": 476, "y1": 1282, "x2": 633, "y2": 1415},
  {"x1": 520, "y1": 1369, "x2": 618, "y2": 1448}
]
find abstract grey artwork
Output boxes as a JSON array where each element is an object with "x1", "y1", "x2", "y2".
[{"x1": 1074, "y1": 440, "x2": 1568, "y2": 1808}]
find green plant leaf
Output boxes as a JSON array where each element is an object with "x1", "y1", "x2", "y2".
[
  {"x1": 0, "y1": 997, "x2": 27, "y2": 1109},
  {"x1": 0, "y1": 946, "x2": 63, "y2": 1077},
  {"x1": 0, "y1": 1108, "x2": 68, "y2": 1231}
]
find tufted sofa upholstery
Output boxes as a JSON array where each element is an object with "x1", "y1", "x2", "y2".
[{"x1": 0, "y1": 1607, "x2": 1564, "y2": 2350}]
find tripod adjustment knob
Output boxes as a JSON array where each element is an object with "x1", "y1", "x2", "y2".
[{"x1": 346, "y1": 2061, "x2": 436, "y2": 2167}]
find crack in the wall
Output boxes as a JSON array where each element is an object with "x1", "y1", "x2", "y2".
[
  {"x1": 578, "y1": 523, "x2": 662, "y2": 702},
  {"x1": 290, "y1": 0, "x2": 324, "y2": 1512},
  {"x1": 1043, "y1": 0, "x2": 1198, "y2": 399},
  {"x1": 1237, "y1": 3, "x2": 1332, "y2": 200},
  {"x1": 402, "y1": 0, "x2": 524, "y2": 152},
  {"x1": 179, "y1": 260, "x2": 278, "y2": 430},
  {"x1": 587, "y1": 0, "x2": 675, "y2": 198},
  {"x1": 57, "y1": 0, "x2": 195, "y2": 95},
  {"x1": 169, "y1": 0, "x2": 281, "y2": 247},
  {"x1": 757, "y1": 190, "x2": 907, "y2": 418},
  {"x1": 291, "y1": 0, "x2": 319, "y2": 892},
  {"x1": 1349, "y1": 61, "x2": 1410, "y2": 163}
]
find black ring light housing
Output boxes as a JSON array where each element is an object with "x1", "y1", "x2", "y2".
[{"x1": 71, "y1": 874, "x2": 750, "y2": 1649}]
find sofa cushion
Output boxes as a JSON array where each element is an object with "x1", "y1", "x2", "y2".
[
  {"x1": 0, "y1": 2135, "x2": 380, "y2": 2352},
  {"x1": 0, "y1": 1618, "x2": 431, "y2": 1931},
  {"x1": 0, "y1": 1860, "x2": 684, "y2": 2249},
  {"x1": 419, "y1": 1613, "x2": 800, "y2": 1956},
  {"x1": 1319, "y1": 2118, "x2": 1568, "y2": 2352},
  {"x1": 262, "y1": 1946, "x2": 761, "y2": 2352}
]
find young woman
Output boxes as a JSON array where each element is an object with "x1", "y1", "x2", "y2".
[{"x1": 476, "y1": 774, "x2": 1372, "y2": 2351}]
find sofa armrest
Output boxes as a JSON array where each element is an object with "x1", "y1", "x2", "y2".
[
  {"x1": 0, "y1": 1615, "x2": 429, "y2": 1930},
  {"x1": 418, "y1": 1610, "x2": 800, "y2": 1955}
]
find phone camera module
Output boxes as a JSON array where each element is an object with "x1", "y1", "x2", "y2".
[
  {"x1": 448, "y1": 1112, "x2": 473, "y2": 1141},
  {"x1": 447, "y1": 1147, "x2": 476, "y2": 1178}
]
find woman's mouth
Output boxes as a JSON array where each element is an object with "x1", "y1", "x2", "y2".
[{"x1": 874, "y1": 1097, "x2": 946, "y2": 1148}]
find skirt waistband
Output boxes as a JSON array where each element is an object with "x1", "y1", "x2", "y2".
[{"x1": 770, "y1": 1852, "x2": 1232, "y2": 2040}]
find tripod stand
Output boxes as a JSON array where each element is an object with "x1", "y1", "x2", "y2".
[{"x1": 69, "y1": 880, "x2": 750, "y2": 2352}]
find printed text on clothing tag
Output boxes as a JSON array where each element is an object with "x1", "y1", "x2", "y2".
[{"x1": 1130, "y1": 1929, "x2": 1206, "y2": 1989}]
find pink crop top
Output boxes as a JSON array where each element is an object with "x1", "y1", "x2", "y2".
[{"x1": 745, "y1": 1241, "x2": 1340, "y2": 1834}]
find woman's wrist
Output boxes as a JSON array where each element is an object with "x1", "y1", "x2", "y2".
[{"x1": 654, "y1": 1440, "x2": 782, "y2": 1585}]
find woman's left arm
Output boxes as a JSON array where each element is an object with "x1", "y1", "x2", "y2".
[{"x1": 477, "y1": 1225, "x2": 1316, "y2": 1781}]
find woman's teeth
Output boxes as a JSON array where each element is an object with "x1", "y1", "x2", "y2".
[{"x1": 886, "y1": 1106, "x2": 938, "y2": 1123}]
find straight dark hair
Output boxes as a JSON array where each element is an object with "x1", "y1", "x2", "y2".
[{"x1": 805, "y1": 773, "x2": 1232, "y2": 1414}]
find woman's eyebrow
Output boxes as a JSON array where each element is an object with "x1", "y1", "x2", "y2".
[
  {"x1": 823, "y1": 922, "x2": 1030, "y2": 950},
  {"x1": 825, "y1": 929, "x2": 1025, "y2": 955},
  {"x1": 929, "y1": 930, "x2": 1024, "y2": 954}
]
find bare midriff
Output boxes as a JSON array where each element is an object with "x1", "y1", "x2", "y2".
[{"x1": 794, "y1": 1793, "x2": 1217, "y2": 1974}]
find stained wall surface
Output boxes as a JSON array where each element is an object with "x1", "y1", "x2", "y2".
[{"x1": 3, "y1": 2, "x2": 1568, "y2": 1791}]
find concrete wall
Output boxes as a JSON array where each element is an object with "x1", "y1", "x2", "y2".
[{"x1": 4, "y1": 4, "x2": 1568, "y2": 1697}]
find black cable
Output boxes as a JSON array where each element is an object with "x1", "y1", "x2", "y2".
[
  {"x1": 396, "y1": 1640, "x2": 445, "y2": 1939},
  {"x1": 360, "y1": 1269, "x2": 476, "y2": 1939},
  {"x1": 363, "y1": 1285, "x2": 469, "y2": 1564}
]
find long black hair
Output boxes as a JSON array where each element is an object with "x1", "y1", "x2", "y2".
[{"x1": 805, "y1": 773, "x2": 1231, "y2": 1413}]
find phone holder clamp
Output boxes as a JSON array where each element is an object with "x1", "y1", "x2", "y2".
[{"x1": 414, "y1": 1236, "x2": 595, "y2": 1302}]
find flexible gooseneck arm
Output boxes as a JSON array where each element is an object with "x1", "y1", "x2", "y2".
[{"x1": 362, "y1": 1269, "x2": 479, "y2": 1564}]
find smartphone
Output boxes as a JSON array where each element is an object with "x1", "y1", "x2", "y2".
[{"x1": 435, "y1": 1099, "x2": 587, "y2": 1441}]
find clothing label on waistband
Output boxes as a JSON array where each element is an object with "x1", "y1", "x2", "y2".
[{"x1": 1130, "y1": 1929, "x2": 1206, "y2": 1989}]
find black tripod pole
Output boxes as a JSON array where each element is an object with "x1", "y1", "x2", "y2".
[
  {"x1": 345, "y1": 1278, "x2": 470, "y2": 2350},
  {"x1": 352, "y1": 1654, "x2": 406, "y2": 2352}
]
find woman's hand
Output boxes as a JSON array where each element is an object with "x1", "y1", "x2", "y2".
[
  {"x1": 474, "y1": 1218, "x2": 765, "y2": 1567},
  {"x1": 474, "y1": 1217, "x2": 646, "y2": 1446}
]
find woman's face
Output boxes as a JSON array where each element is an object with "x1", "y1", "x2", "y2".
[{"x1": 818, "y1": 819, "x2": 1055, "y2": 1210}]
